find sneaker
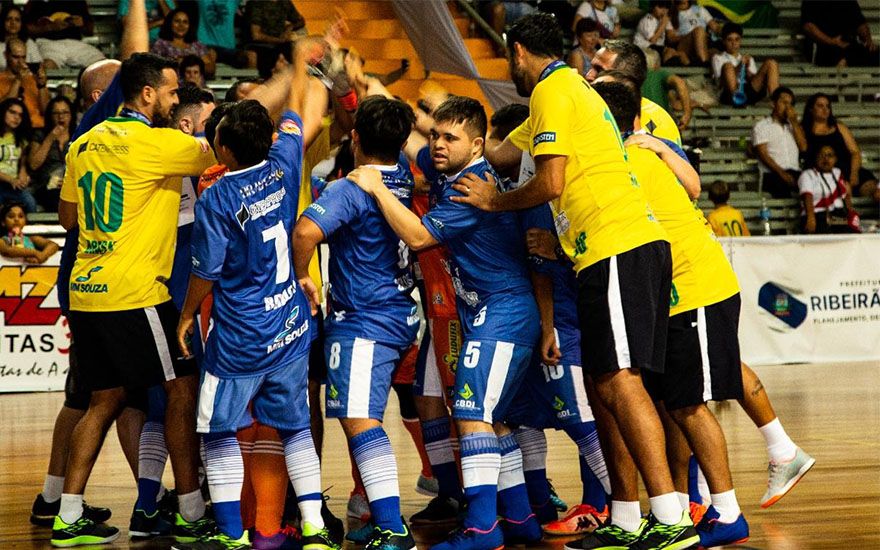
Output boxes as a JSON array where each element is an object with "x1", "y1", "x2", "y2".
[
  {"x1": 688, "y1": 501, "x2": 707, "y2": 526},
  {"x1": 630, "y1": 512, "x2": 699, "y2": 550},
  {"x1": 416, "y1": 474, "x2": 440, "y2": 497},
  {"x1": 253, "y1": 525, "x2": 302, "y2": 550},
  {"x1": 347, "y1": 491, "x2": 371, "y2": 523},
  {"x1": 532, "y1": 498, "x2": 558, "y2": 525},
  {"x1": 159, "y1": 489, "x2": 180, "y2": 522},
  {"x1": 544, "y1": 504, "x2": 609, "y2": 536},
  {"x1": 500, "y1": 513, "x2": 542, "y2": 545},
  {"x1": 548, "y1": 480, "x2": 568, "y2": 512},
  {"x1": 173, "y1": 513, "x2": 218, "y2": 543},
  {"x1": 321, "y1": 496, "x2": 344, "y2": 546},
  {"x1": 50, "y1": 516, "x2": 120, "y2": 547},
  {"x1": 364, "y1": 522, "x2": 416, "y2": 550},
  {"x1": 346, "y1": 522, "x2": 375, "y2": 545},
  {"x1": 760, "y1": 447, "x2": 815, "y2": 508},
  {"x1": 130, "y1": 508, "x2": 173, "y2": 539},
  {"x1": 563, "y1": 519, "x2": 646, "y2": 550},
  {"x1": 171, "y1": 531, "x2": 250, "y2": 549},
  {"x1": 432, "y1": 522, "x2": 504, "y2": 550},
  {"x1": 301, "y1": 520, "x2": 341, "y2": 550},
  {"x1": 410, "y1": 496, "x2": 460, "y2": 526},
  {"x1": 31, "y1": 494, "x2": 112, "y2": 527},
  {"x1": 695, "y1": 506, "x2": 749, "y2": 547}
]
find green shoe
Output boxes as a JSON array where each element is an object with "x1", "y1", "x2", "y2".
[
  {"x1": 171, "y1": 531, "x2": 250, "y2": 549},
  {"x1": 302, "y1": 520, "x2": 341, "y2": 550},
  {"x1": 563, "y1": 519, "x2": 647, "y2": 550},
  {"x1": 631, "y1": 512, "x2": 699, "y2": 550},
  {"x1": 50, "y1": 515, "x2": 119, "y2": 547},
  {"x1": 364, "y1": 522, "x2": 416, "y2": 550},
  {"x1": 173, "y1": 512, "x2": 218, "y2": 543}
]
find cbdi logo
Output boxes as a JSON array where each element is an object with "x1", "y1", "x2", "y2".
[{"x1": 757, "y1": 282, "x2": 807, "y2": 329}]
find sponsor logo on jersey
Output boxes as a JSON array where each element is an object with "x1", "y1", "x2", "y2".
[
  {"x1": 458, "y1": 383, "x2": 474, "y2": 400},
  {"x1": 406, "y1": 305, "x2": 419, "y2": 326},
  {"x1": 451, "y1": 274, "x2": 479, "y2": 308},
  {"x1": 279, "y1": 119, "x2": 301, "y2": 135},
  {"x1": 553, "y1": 395, "x2": 565, "y2": 411},
  {"x1": 264, "y1": 282, "x2": 297, "y2": 312},
  {"x1": 444, "y1": 319, "x2": 461, "y2": 373},
  {"x1": 70, "y1": 266, "x2": 108, "y2": 293},
  {"x1": 533, "y1": 132, "x2": 557, "y2": 146},
  {"x1": 670, "y1": 282, "x2": 680, "y2": 307},
  {"x1": 74, "y1": 266, "x2": 103, "y2": 283},
  {"x1": 267, "y1": 306, "x2": 309, "y2": 353},
  {"x1": 83, "y1": 240, "x2": 115, "y2": 255},
  {"x1": 308, "y1": 202, "x2": 326, "y2": 216},
  {"x1": 328, "y1": 384, "x2": 339, "y2": 399},
  {"x1": 247, "y1": 187, "x2": 286, "y2": 222}
]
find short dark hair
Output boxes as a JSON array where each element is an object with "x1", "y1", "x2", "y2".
[
  {"x1": 708, "y1": 180, "x2": 730, "y2": 205},
  {"x1": 770, "y1": 86, "x2": 795, "y2": 103},
  {"x1": 159, "y1": 8, "x2": 197, "y2": 43},
  {"x1": 216, "y1": 99, "x2": 274, "y2": 167},
  {"x1": 204, "y1": 101, "x2": 233, "y2": 154},
  {"x1": 120, "y1": 53, "x2": 179, "y2": 103},
  {"x1": 1, "y1": 201, "x2": 26, "y2": 221},
  {"x1": 506, "y1": 13, "x2": 564, "y2": 59},
  {"x1": 574, "y1": 17, "x2": 599, "y2": 36},
  {"x1": 179, "y1": 54, "x2": 205, "y2": 75},
  {"x1": 490, "y1": 103, "x2": 529, "y2": 141},
  {"x1": 432, "y1": 96, "x2": 487, "y2": 140},
  {"x1": 224, "y1": 77, "x2": 263, "y2": 103},
  {"x1": 173, "y1": 82, "x2": 214, "y2": 125},
  {"x1": 354, "y1": 96, "x2": 415, "y2": 164},
  {"x1": 722, "y1": 22, "x2": 743, "y2": 39},
  {"x1": 602, "y1": 39, "x2": 647, "y2": 86},
  {"x1": 593, "y1": 80, "x2": 640, "y2": 133}
]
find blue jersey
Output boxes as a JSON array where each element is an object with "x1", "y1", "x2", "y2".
[
  {"x1": 191, "y1": 111, "x2": 311, "y2": 377},
  {"x1": 302, "y1": 162, "x2": 419, "y2": 347},
  {"x1": 416, "y1": 147, "x2": 537, "y2": 346}
]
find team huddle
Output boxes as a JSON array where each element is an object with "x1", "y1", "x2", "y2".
[{"x1": 40, "y1": 11, "x2": 815, "y2": 550}]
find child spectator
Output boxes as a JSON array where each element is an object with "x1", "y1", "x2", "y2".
[
  {"x1": 151, "y1": 8, "x2": 216, "y2": 76},
  {"x1": 713, "y1": 22, "x2": 779, "y2": 106},
  {"x1": 568, "y1": 18, "x2": 602, "y2": 76},
  {"x1": 28, "y1": 96, "x2": 75, "y2": 212},
  {"x1": 0, "y1": 201, "x2": 58, "y2": 262},
  {"x1": 707, "y1": 180, "x2": 750, "y2": 237},
  {"x1": 0, "y1": 98, "x2": 34, "y2": 212},
  {"x1": 669, "y1": 0, "x2": 720, "y2": 66},
  {"x1": 0, "y1": 5, "x2": 42, "y2": 71},
  {"x1": 573, "y1": 0, "x2": 620, "y2": 39},
  {"x1": 634, "y1": 0, "x2": 688, "y2": 65},
  {"x1": 798, "y1": 145, "x2": 860, "y2": 234}
]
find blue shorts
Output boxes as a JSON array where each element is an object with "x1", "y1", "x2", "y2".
[
  {"x1": 452, "y1": 339, "x2": 534, "y2": 424},
  {"x1": 196, "y1": 353, "x2": 310, "y2": 434},
  {"x1": 324, "y1": 335, "x2": 408, "y2": 420},
  {"x1": 505, "y1": 354, "x2": 595, "y2": 430}
]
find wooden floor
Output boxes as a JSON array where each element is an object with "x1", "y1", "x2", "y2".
[{"x1": 1, "y1": 362, "x2": 878, "y2": 549}]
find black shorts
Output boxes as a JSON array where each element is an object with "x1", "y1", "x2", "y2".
[
  {"x1": 644, "y1": 293, "x2": 744, "y2": 410},
  {"x1": 308, "y1": 309, "x2": 327, "y2": 382},
  {"x1": 68, "y1": 301, "x2": 196, "y2": 392},
  {"x1": 577, "y1": 241, "x2": 672, "y2": 377},
  {"x1": 63, "y1": 340, "x2": 149, "y2": 412}
]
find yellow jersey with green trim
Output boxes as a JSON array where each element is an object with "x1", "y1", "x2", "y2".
[
  {"x1": 641, "y1": 97, "x2": 682, "y2": 146},
  {"x1": 509, "y1": 65, "x2": 667, "y2": 273},
  {"x1": 707, "y1": 204, "x2": 751, "y2": 237},
  {"x1": 625, "y1": 145, "x2": 739, "y2": 315},
  {"x1": 60, "y1": 116, "x2": 216, "y2": 311},
  {"x1": 298, "y1": 120, "x2": 331, "y2": 301}
]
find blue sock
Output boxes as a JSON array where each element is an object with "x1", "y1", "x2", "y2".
[
  {"x1": 422, "y1": 417, "x2": 462, "y2": 500},
  {"x1": 688, "y1": 456, "x2": 700, "y2": 503},
  {"x1": 514, "y1": 427, "x2": 551, "y2": 507},
  {"x1": 497, "y1": 433, "x2": 532, "y2": 522},
  {"x1": 460, "y1": 432, "x2": 500, "y2": 530},
  {"x1": 351, "y1": 427, "x2": 404, "y2": 532},
  {"x1": 565, "y1": 422, "x2": 611, "y2": 508},
  {"x1": 203, "y1": 432, "x2": 244, "y2": 539},
  {"x1": 134, "y1": 391, "x2": 168, "y2": 515},
  {"x1": 579, "y1": 455, "x2": 607, "y2": 510}
]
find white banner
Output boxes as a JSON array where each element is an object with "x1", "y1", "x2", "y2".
[{"x1": 724, "y1": 234, "x2": 880, "y2": 365}]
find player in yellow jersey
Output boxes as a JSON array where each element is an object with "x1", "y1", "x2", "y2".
[
  {"x1": 707, "y1": 181, "x2": 751, "y2": 237},
  {"x1": 454, "y1": 13, "x2": 699, "y2": 550},
  {"x1": 54, "y1": 53, "x2": 216, "y2": 547}
]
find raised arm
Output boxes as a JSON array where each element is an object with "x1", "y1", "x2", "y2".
[{"x1": 120, "y1": 0, "x2": 149, "y2": 60}]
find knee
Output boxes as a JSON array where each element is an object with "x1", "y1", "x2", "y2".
[{"x1": 668, "y1": 403, "x2": 706, "y2": 424}]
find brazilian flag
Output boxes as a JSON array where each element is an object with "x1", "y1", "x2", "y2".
[{"x1": 639, "y1": 0, "x2": 778, "y2": 28}]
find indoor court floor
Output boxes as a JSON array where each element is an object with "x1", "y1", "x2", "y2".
[{"x1": 1, "y1": 361, "x2": 877, "y2": 549}]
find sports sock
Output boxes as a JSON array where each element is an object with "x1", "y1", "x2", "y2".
[
  {"x1": 278, "y1": 427, "x2": 324, "y2": 528},
  {"x1": 497, "y1": 433, "x2": 533, "y2": 522},
  {"x1": 758, "y1": 418, "x2": 798, "y2": 463},
  {"x1": 203, "y1": 433, "x2": 242, "y2": 537},
  {"x1": 697, "y1": 466, "x2": 711, "y2": 504},
  {"x1": 422, "y1": 417, "x2": 462, "y2": 499},
  {"x1": 676, "y1": 491, "x2": 689, "y2": 510},
  {"x1": 178, "y1": 489, "x2": 207, "y2": 523},
  {"x1": 649, "y1": 493, "x2": 684, "y2": 525},
  {"x1": 402, "y1": 418, "x2": 433, "y2": 479},
  {"x1": 514, "y1": 427, "x2": 551, "y2": 508},
  {"x1": 59, "y1": 494, "x2": 83, "y2": 524},
  {"x1": 565, "y1": 421, "x2": 611, "y2": 499},
  {"x1": 578, "y1": 455, "x2": 608, "y2": 511},
  {"x1": 238, "y1": 423, "x2": 258, "y2": 531},
  {"x1": 252, "y1": 425, "x2": 290, "y2": 534},
  {"x1": 350, "y1": 427, "x2": 404, "y2": 532},
  {"x1": 134, "y1": 420, "x2": 167, "y2": 514},
  {"x1": 687, "y1": 455, "x2": 701, "y2": 504},
  {"x1": 460, "y1": 432, "x2": 500, "y2": 531},
  {"x1": 610, "y1": 500, "x2": 641, "y2": 532},
  {"x1": 41, "y1": 474, "x2": 64, "y2": 504},
  {"x1": 710, "y1": 490, "x2": 741, "y2": 523}
]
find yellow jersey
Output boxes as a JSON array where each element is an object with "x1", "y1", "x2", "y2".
[
  {"x1": 60, "y1": 116, "x2": 216, "y2": 311},
  {"x1": 626, "y1": 145, "x2": 739, "y2": 315},
  {"x1": 509, "y1": 65, "x2": 667, "y2": 273},
  {"x1": 298, "y1": 120, "x2": 331, "y2": 300},
  {"x1": 707, "y1": 204, "x2": 751, "y2": 237},
  {"x1": 641, "y1": 97, "x2": 682, "y2": 146}
]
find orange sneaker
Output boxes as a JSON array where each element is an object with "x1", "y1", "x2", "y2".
[
  {"x1": 689, "y1": 500, "x2": 708, "y2": 525},
  {"x1": 542, "y1": 504, "x2": 609, "y2": 536}
]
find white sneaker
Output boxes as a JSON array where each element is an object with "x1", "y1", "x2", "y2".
[
  {"x1": 761, "y1": 447, "x2": 815, "y2": 508},
  {"x1": 347, "y1": 492, "x2": 371, "y2": 522},
  {"x1": 415, "y1": 474, "x2": 439, "y2": 497}
]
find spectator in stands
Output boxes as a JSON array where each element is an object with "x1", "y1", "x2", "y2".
[
  {"x1": 802, "y1": 0, "x2": 879, "y2": 68},
  {"x1": 641, "y1": 48, "x2": 692, "y2": 130},
  {"x1": 0, "y1": 98, "x2": 34, "y2": 212},
  {"x1": 23, "y1": 0, "x2": 106, "y2": 70},
  {"x1": 802, "y1": 93, "x2": 879, "y2": 204},
  {"x1": 0, "y1": 5, "x2": 42, "y2": 71},
  {"x1": 713, "y1": 22, "x2": 779, "y2": 107},
  {"x1": 798, "y1": 145, "x2": 860, "y2": 234},
  {"x1": 180, "y1": 54, "x2": 206, "y2": 88},
  {"x1": 119, "y1": 0, "x2": 174, "y2": 43},
  {"x1": 669, "y1": 0, "x2": 720, "y2": 66},
  {"x1": 568, "y1": 18, "x2": 601, "y2": 76},
  {"x1": 0, "y1": 201, "x2": 58, "y2": 263},
  {"x1": 634, "y1": 0, "x2": 688, "y2": 65},
  {"x1": 752, "y1": 87, "x2": 806, "y2": 198},
  {"x1": 572, "y1": 0, "x2": 620, "y2": 39},
  {"x1": 151, "y1": 8, "x2": 215, "y2": 76},
  {"x1": 28, "y1": 96, "x2": 75, "y2": 212},
  {"x1": 246, "y1": 0, "x2": 306, "y2": 78},
  {"x1": 0, "y1": 39, "x2": 48, "y2": 128},
  {"x1": 197, "y1": 0, "x2": 251, "y2": 68},
  {"x1": 707, "y1": 180, "x2": 751, "y2": 237}
]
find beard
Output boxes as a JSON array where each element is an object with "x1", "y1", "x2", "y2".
[{"x1": 511, "y1": 63, "x2": 531, "y2": 97}]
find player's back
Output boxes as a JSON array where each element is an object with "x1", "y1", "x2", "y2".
[{"x1": 707, "y1": 204, "x2": 750, "y2": 237}]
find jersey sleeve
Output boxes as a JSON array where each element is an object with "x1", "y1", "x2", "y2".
[
  {"x1": 798, "y1": 170, "x2": 818, "y2": 196},
  {"x1": 156, "y1": 129, "x2": 216, "y2": 177},
  {"x1": 751, "y1": 120, "x2": 771, "y2": 146},
  {"x1": 271, "y1": 110, "x2": 306, "y2": 194},
  {"x1": 300, "y1": 178, "x2": 362, "y2": 239},
  {"x1": 60, "y1": 145, "x2": 78, "y2": 203},
  {"x1": 508, "y1": 117, "x2": 532, "y2": 152},
  {"x1": 519, "y1": 203, "x2": 556, "y2": 273},
  {"x1": 528, "y1": 85, "x2": 573, "y2": 158},
  {"x1": 190, "y1": 190, "x2": 230, "y2": 281},
  {"x1": 422, "y1": 187, "x2": 480, "y2": 243}
]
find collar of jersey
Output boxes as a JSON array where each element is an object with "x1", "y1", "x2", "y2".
[
  {"x1": 538, "y1": 60, "x2": 568, "y2": 83},
  {"x1": 361, "y1": 163, "x2": 398, "y2": 172},
  {"x1": 112, "y1": 108, "x2": 152, "y2": 126},
  {"x1": 225, "y1": 159, "x2": 268, "y2": 176},
  {"x1": 443, "y1": 156, "x2": 487, "y2": 183}
]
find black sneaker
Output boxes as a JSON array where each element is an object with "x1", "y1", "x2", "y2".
[
  {"x1": 31, "y1": 494, "x2": 112, "y2": 527},
  {"x1": 173, "y1": 513, "x2": 218, "y2": 543},
  {"x1": 630, "y1": 512, "x2": 699, "y2": 550},
  {"x1": 159, "y1": 489, "x2": 180, "y2": 522},
  {"x1": 563, "y1": 519, "x2": 646, "y2": 550},
  {"x1": 364, "y1": 521, "x2": 416, "y2": 550},
  {"x1": 301, "y1": 520, "x2": 341, "y2": 550},
  {"x1": 410, "y1": 496, "x2": 460, "y2": 527},
  {"x1": 129, "y1": 508, "x2": 172, "y2": 539},
  {"x1": 50, "y1": 516, "x2": 119, "y2": 547},
  {"x1": 321, "y1": 496, "x2": 344, "y2": 546}
]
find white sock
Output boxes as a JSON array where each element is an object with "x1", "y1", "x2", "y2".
[
  {"x1": 59, "y1": 494, "x2": 83, "y2": 524},
  {"x1": 675, "y1": 491, "x2": 689, "y2": 510},
  {"x1": 610, "y1": 500, "x2": 642, "y2": 532},
  {"x1": 514, "y1": 427, "x2": 547, "y2": 473},
  {"x1": 649, "y1": 493, "x2": 684, "y2": 525},
  {"x1": 42, "y1": 474, "x2": 64, "y2": 503},
  {"x1": 710, "y1": 489, "x2": 741, "y2": 523},
  {"x1": 280, "y1": 429, "x2": 325, "y2": 529},
  {"x1": 178, "y1": 489, "x2": 206, "y2": 522},
  {"x1": 697, "y1": 467, "x2": 711, "y2": 504},
  {"x1": 758, "y1": 418, "x2": 797, "y2": 463},
  {"x1": 156, "y1": 485, "x2": 167, "y2": 503}
]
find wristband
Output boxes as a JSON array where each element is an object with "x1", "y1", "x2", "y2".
[{"x1": 338, "y1": 89, "x2": 358, "y2": 112}]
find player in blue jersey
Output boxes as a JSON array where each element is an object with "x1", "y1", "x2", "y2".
[
  {"x1": 292, "y1": 95, "x2": 420, "y2": 550},
  {"x1": 348, "y1": 96, "x2": 541, "y2": 550},
  {"x1": 175, "y1": 41, "x2": 337, "y2": 550}
]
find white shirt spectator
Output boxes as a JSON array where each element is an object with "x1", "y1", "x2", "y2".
[
  {"x1": 0, "y1": 38, "x2": 41, "y2": 70},
  {"x1": 676, "y1": 4, "x2": 713, "y2": 36},
  {"x1": 635, "y1": 13, "x2": 673, "y2": 49},
  {"x1": 712, "y1": 51, "x2": 757, "y2": 80},
  {"x1": 576, "y1": 2, "x2": 619, "y2": 37},
  {"x1": 798, "y1": 167, "x2": 847, "y2": 214},
  {"x1": 752, "y1": 116, "x2": 801, "y2": 174}
]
